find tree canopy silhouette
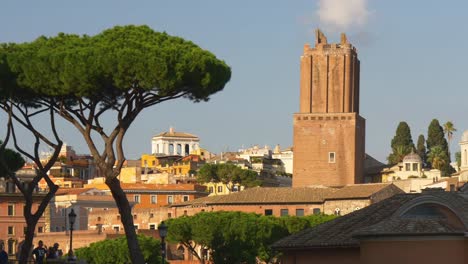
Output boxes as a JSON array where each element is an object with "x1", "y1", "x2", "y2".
[{"x1": 0, "y1": 25, "x2": 231, "y2": 263}]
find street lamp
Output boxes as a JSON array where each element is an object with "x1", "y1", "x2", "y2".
[
  {"x1": 68, "y1": 208, "x2": 77, "y2": 262},
  {"x1": 158, "y1": 221, "x2": 168, "y2": 264}
]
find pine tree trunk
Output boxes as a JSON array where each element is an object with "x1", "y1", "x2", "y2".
[
  {"x1": 106, "y1": 177, "x2": 145, "y2": 264},
  {"x1": 19, "y1": 217, "x2": 37, "y2": 264}
]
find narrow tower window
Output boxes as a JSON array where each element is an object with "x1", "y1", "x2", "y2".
[{"x1": 328, "y1": 152, "x2": 336, "y2": 163}]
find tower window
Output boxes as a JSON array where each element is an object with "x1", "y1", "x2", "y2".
[{"x1": 328, "y1": 152, "x2": 336, "y2": 163}]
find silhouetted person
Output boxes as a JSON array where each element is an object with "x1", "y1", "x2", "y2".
[
  {"x1": 32, "y1": 240, "x2": 47, "y2": 264},
  {"x1": 47, "y1": 243, "x2": 61, "y2": 259},
  {"x1": 0, "y1": 243, "x2": 8, "y2": 264}
]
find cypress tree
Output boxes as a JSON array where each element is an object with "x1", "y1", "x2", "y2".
[
  {"x1": 416, "y1": 134, "x2": 427, "y2": 167},
  {"x1": 387, "y1": 122, "x2": 414, "y2": 165},
  {"x1": 427, "y1": 119, "x2": 447, "y2": 151},
  {"x1": 426, "y1": 119, "x2": 454, "y2": 176}
]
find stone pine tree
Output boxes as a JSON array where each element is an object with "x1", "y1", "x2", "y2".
[
  {"x1": 0, "y1": 25, "x2": 231, "y2": 264},
  {"x1": 416, "y1": 135, "x2": 427, "y2": 167},
  {"x1": 0, "y1": 108, "x2": 63, "y2": 264},
  {"x1": 426, "y1": 119, "x2": 454, "y2": 176},
  {"x1": 1, "y1": 48, "x2": 65, "y2": 264},
  {"x1": 387, "y1": 121, "x2": 414, "y2": 165}
]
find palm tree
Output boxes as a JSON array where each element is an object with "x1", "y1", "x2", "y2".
[
  {"x1": 387, "y1": 145, "x2": 412, "y2": 165},
  {"x1": 427, "y1": 146, "x2": 448, "y2": 170},
  {"x1": 443, "y1": 121, "x2": 456, "y2": 156}
]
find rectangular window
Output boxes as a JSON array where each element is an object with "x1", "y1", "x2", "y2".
[
  {"x1": 295, "y1": 209, "x2": 305, "y2": 216},
  {"x1": 184, "y1": 210, "x2": 188, "y2": 216},
  {"x1": 313, "y1": 208, "x2": 321, "y2": 215},
  {"x1": 7, "y1": 239, "x2": 14, "y2": 255},
  {"x1": 405, "y1": 163, "x2": 411, "y2": 171},
  {"x1": 151, "y1": 195, "x2": 157, "y2": 204},
  {"x1": 412, "y1": 163, "x2": 418, "y2": 171},
  {"x1": 134, "y1": 195, "x2": 141, "y2": 203},
  {"x1": 149, "y1": 224, "x2": 156, "y2": 230},
  {"x1": 280, "y1": 209, "x2": 289, "y2": 217},
  {"x1": 183, "y1": 195, "x2": 189, "y2": 202},
  {"x1": 8, "y1": 204, "x2": 15, "y2": 216},
  {"x1": 232, "y1": 185, "x2": 239, "y2": 192},
  {"x1": 113, "y1": 226, "x2": 120, "y2": 232},
  {"x1": 264, "y1": 209, "x2": 273, "y2": 216},
  {"x1": 328, "y1": 152, "x2": 336, "y2": 163},
  {"x1": 134, "y1": 225, "x2": 139, "y2": 230},
  {"x1": 209, "y1": 187, "x2": 214, "y2": 193},
  {"x1": 217, "y1": 186, "x2": 223, "y2": 193},
  {"x1": 167, "y1": 196, "x2": 174, "y2": 204},
  {"x1": 8, "y1": 226, "x2": 14, "y2": 235},
  {"x1": 38, "y1": 226, "x2": 44, "y2": 233}
]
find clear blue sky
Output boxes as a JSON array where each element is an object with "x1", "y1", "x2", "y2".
[{"x1": 1, "y1": 0, "x2": 467, "y2": 163}]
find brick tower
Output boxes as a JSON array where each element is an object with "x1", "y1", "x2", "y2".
[{"x1": 292, "y1": 30, "x2": 365, "y2": 187}]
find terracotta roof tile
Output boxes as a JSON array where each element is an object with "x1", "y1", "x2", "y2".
[
  {"x1": 324, "y1": 183, "x2": 395, "y2": 200},
  {"x1": 272, "y1": 194, "x2": 416, "y2": 249},
  {"x1": 273, "y1": 190, "x2": 468, "y2": 250},
  {"x1": 153, "y1": 131, "x2": 198, "y2": 139},
  {"x1": 172, "y1": 184, "x2": 398, "y2": 207},
  {"x1": 354, "y1": 218, "x2": 465, "y2": 237}
]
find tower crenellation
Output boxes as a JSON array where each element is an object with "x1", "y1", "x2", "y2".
[{"x1": 293, "y1": 29, "x2": 366, "y2": 187}]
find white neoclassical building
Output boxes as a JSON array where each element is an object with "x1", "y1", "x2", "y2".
[
  {"x1": 151, "y1": 127, "x2": 200, "y2": 156},
  {"x1": 460, "y1": 130, "x2": 468, "y2": 171}
]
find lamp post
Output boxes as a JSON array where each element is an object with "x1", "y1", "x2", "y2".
[
  {"x1": 158, "y1": 221, "x2": 168, "y2": 264},
  {"x1": 68, "y1": 208, "x2": 77, "y2": 262}
]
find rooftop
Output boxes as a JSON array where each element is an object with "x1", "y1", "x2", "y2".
[
  {"x1": 171, "y1": 183, "x2": 398, "y2": 207},
  {"x1": 273, "y1": 189, "x2": 468, "y2": 250}
]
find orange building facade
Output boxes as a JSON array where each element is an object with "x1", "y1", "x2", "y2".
[
  {"x1": 293, "y1": 30, "x2": 365, "y2": 187},
  {"x1": 0, "y1": 192, "x2": 46, "y2": 257}
]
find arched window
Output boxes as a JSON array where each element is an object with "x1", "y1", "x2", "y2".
[
  {"x1": 334, "y1": 208, "x2": 341, "y2": 216},
  {"x1": 177, "y1": 144, "x2": 182, "y2": 155},
  {"x1": 185, "y1": 144, "x2": 190, "y2": 156},
  {"x1": 177, "y1": 246, "x2": 185, "y2": 260},
  {"x1": 169, "y1": 144, "x2": 174, "y2": 155}
]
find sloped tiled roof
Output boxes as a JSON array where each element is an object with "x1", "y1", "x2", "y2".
[
  {"x1": 324, "y1": 183, "x2": 396, "y2": 200},
  {"x1": 273, "y1": 190, "x2": 468, "y2": 250},
  {"x1": 272, "y1": 194, "x2": 417, "y2": 249},
  {"x1": 172, "y1": 187, "x2": 333, "y2": 206},
  {"x1": 153, "y1": 131, "x2": 198, "y2": 139},
  {"x1": 171, "y1": 184, "x2": 397, "y2": 207},
  {"x1": 56, "y1": 188, "x2": 94, "y2": 195},
  {"x1": 354, "y1": 218, "x2": 464, "y2": 237}
]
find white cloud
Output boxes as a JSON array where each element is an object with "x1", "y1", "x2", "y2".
[{"x1": 317, "y1": 0, "x2": 370, "y2": 31}]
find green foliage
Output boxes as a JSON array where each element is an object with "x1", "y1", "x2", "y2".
[
  {"x1": 166, "y1": 211, "x2": 336, "y2": 263},
  {"x1": 197, "y1": 163, "x2": 262, "y2": 189},
  {"x1": 387, "y1": 122, "x2": 414, "y2": 165},
  {"x1": 0, "y1": 141, "x2": 25, "y2": 178},
  {"x1": 426, "y1": 119, "x2": 454, "y2": 175},
  {"x1": 1, "y1": 25, "x2": 231, "y2": 102},
  {"x1": 416, "y1": 135, "x2": 427, "y2": 167},
  {"x1": 75, "y1": 234, "x2": 162, "y2": 264},
  {"x1": 0, "y1": 25, "x2": 231, "y2": 264},
  {"x1": 427, "y1": 119, "x2": 448, "y2": 153},
  {"x1": 455, "y1": 151, "x2": 461, "y2": 169},
  {"x1": 427, "y1": 146, "x2": 448, "y2": 171},
  {"x1": 443, "y1": 121, "x2": 457, "y2": 145}
]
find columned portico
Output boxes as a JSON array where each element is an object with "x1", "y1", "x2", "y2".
[{"x1": 151, "y1": 128, "x2": 200, "y2": 156}]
